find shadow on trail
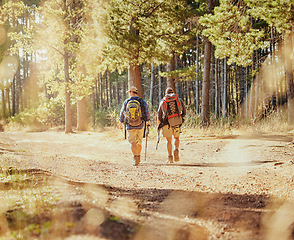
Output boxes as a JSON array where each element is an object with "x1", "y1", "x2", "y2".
[
  {"x1": 143, "y1": 160, "x2": 278, "y2": 168},
  {"x1": 238, "y1": 133, "x2": 293, "y2": 143},
  {"x1": 1, "y1": 168, "x2": 294, "y2": 240}
]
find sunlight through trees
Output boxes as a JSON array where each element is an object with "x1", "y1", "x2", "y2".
[{"x1": 0, "y1": 0, "x2": 294, "y2": 130}]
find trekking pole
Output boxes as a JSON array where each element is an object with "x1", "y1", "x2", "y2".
[
  {"x1": 143, "y1": 121, "x2": 146, "y2": 138},
  {"x1": 124, "y1": 122, "x2": 127, "y2": 140},
  {"x1": 144, "y1": 125, "x2": 149, "y2": 161},
  {"x1": 156, "y1": 129, "x2": 160, "y2": 150},
  {"x1": 156, "y1": 122, "x2": 163, "y2": 150}
]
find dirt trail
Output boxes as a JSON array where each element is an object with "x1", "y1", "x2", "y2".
[{"x1": 1, "y1": 128, "x2": 294, "y2": 239}]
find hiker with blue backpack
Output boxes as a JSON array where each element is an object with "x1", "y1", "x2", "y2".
[
  {"x1": 119, "y1": 86, "x2": 151, "y2": 166},
  {"x1": 157, "y1": 87, "x2": 186, "y2": 163}
]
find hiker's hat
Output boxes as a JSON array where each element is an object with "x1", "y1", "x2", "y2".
[
  {"x1": 127, "y1": 86, "x2": 138, "y2": 94},
  {"x1": 165, "y1": 87, "x2": 174, "y2": 95}
]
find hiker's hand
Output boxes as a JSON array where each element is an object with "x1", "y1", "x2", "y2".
[
  {"x1": 120, "y1": 122, "x2": 124, "y2": 129},
  {"x1": 146, "y1": 121, "x2": 151, "y2": 126},
  {"x1": 157, "y1": 120, "x2": 162, "y2": 130}
]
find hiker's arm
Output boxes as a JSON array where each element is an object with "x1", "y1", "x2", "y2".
[
  {"x1": 142, "y1": 100, "x2": 151, "y2": 125},
  {"x1": 119, "y1": 101, "x2": 126, "y2": 129},
  {"x1": 157, "y1": 104, "x2": 163, "y2": 123},
  {"x1": 180, "y1": 99, "x2": 187, "y2": 117},
  {"x1": 157, "y1": 104, "x2": 165, "y2": 130}
]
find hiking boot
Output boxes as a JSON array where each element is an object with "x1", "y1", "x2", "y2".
[
  {"x1": 167, "y1": 155, "x2": 173, "y2": 163},
  {"x1": 174, "y1": 149, "x2": 179, "y2": 162},
  {"x1": 133, "y1": 155, "x2": 140, "y2": 166}
]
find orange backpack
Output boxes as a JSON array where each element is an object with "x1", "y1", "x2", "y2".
[{"x1": 163, "y1": 94, "x2": 183, "y2": 127}]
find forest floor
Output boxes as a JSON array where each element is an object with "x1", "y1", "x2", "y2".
[{"x1": 1, "y1": 127, "x2": 294, "y2": 239}]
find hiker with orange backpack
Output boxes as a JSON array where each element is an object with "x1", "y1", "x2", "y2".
[
  {"x1": 157, "y1": 87, "x2": 186, "y2": 163},
  {"x1": 119, "y1": 86, "x2": 151, "y2": 166}
]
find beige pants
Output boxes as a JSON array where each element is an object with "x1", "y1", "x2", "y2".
[
  {"x1": 162, "y1": 125, "x2": 181, "y2": 138},
  {"x1": 127, "y1": 128, "x2": 144, "y2": 145}
]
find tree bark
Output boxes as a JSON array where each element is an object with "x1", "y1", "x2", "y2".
[
  {"x1": 201, "y1": 0, "x2": 213, "y2": 126},
  {"x1": 158, "y1": 65, "x2": 162, "y2": 104},
  {"x1": 2, "y1": 89, "x2": 5, "y2": 119},
  {"x1": 201, "y1": 36, "x2": 212, "y2": 127},
  {"x1": 215, "y1": 58, "x2": 219, "y2": 117},
  {"x1": 167, "y1": 51, "x2": 176, "y2": 91},
  {"x1": 77, "y1": 96, "x2": 88, "y2": 131},
  {"x1": 285, "y1": 33, "x2": 294, "y2": 124},
  {"x1": 249, "y1": 53, "x2": 255, "y2": 119},
  {"x1": 64, "y1": 51, "x2": 72, "y2": 133},
  {"x1": 128, "y1": 61, "x2": 143, "y2": 98},
  {"x1": 15, "y1": 67, "x2": 20, "y2": 115},
  {"x1": 116, "y1": 77, "x2": 120, "y2": 107},
  {"x1": 12, "y1": 76, "x2": 16, "y2": 116},
  {"x1": 99, "y1": 73, "x2": 103, "y2": 108},
  {"x1": 128, "y1": 18, "x2": 143, "y2": 98},
  {"x1": 6, "y1": 88, "x2": 11, "y2": 117},
  {"x1": 254, "y1": 52, "x2": 259, "y2": 119},
  {"x1": 244, "y1": 66, "x2": 248, "y2": 118},
  {"x1": 271, "y1": 26, "x2": 279, "y2": 107},
  {"x1": 222, "y1": 58, "x2": 227, "y2": 119},
  {"x1": 195, "y1": 36, "x2": 200, "y2": 115},
  {"x1": 149, "y1": 63, "x2": 154, "y2": 105}
]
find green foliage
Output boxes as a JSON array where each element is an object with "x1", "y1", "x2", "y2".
[
  {"x1": 36, "y1": 95, "x2": 65, "y2": 126},
  {"x1": 200, "y1": 0, "x2": 270, "y2": 66},
  {"x1": 2, "y1": 0, "x2": 293, "y2": 128},
  {"x1": 8, "y1": 109, "x2": 43, "y2": 128},
  {"x1": 245, "y1": 0, "x2": 293, "y2": 33},
  {"x1": 8, "y1": 95, "x2": 65, "y2": 128},
  {"x1": 109, "y1": 70, "x2": 128, "y2": 84},
  {"x1": 106, "y1": 0, "x2": 194, "y2": 69},
  {"x1": 159, "y1": 65, "x2": 197, "y2": 81},
  {"x1": 34, "y1": 0, "x2": 108, "y2": 99},
  {"x1": 92, "y1": 108, "x2": 117, "y2": 128}
]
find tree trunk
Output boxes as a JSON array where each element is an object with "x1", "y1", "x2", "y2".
[
  {"x1": 201, "y1": 0, "x2": 213, "y2": 126},
  {"x1": 285, "y1": 33, "x2": 294, "y2": 124},
  {"x1": 254, "y1": 52, "x2": 259, "y2": 119},
  {"x1": 222, "y1": 58, "x2": 227, "y2": 119},
  {"x1": 249, "y1": 53, "x2": 255, "y2": 119},
  {"x1": 128, "y1": 18, "x2": 143, "y2": 98},
  {"x1": 116, "y1": 79, "x2": 120, "y2": 108},
  {"x1": 94, "y1": 76, "x2": 99, "y2": 110},
  {"x1": 12, "y1": 76, "x2": 16, "y2": 116},
  {"x1": 128, "y1": 61, "x2": 143, "y2": 98},
  {"x1": 211, "y1": 54, "x2": 215, "y2": 115},
  {"x1": 158, "y1": 65, "x2": 162, "y2": 104},
  {"x1": 6, "y1": 88, "x2": 11, "y2": 117},
  {"x1": 201, "y1": 36, "x2": 212, "y2": 127},
  {"x1": 123, "y1": 80, "x2": 127, "y2": 101},
  {"x1": 107, "y1": 71, "x2": 112, "y2": 107},
  {"x1": 15, "y1": 67, "x2": 20, "y2": 115},
  {"x1": 215, "y1": 58, "x2": 219, "y2": 117},
  {"x1": 149, "y1": 63, "x2": 154, "y2": 106},
  {"x1": 64, "y1": 51, "x2": 72, "y2": 133},
  {"x1": 271, "y1": 26, "x2": 279, "y2": 108},
  {"x1": 195, "y1": 35, "x2": 200, "y2": 114},
  {"x1": 99, "y1": 73, "x2": 103, "y2": 109},
  {"x1": 245, "y1": 66, "x2": 248, "y2": 118},
  {"x1": 77, "y1": 96, "x2": 88, "y2": 131},
  {"x1": 2, "y1": 89, "x2": 5, "y2": 119},
  {"x1": 167, "y1": 51, "x2": 176, "y2": 91}
]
